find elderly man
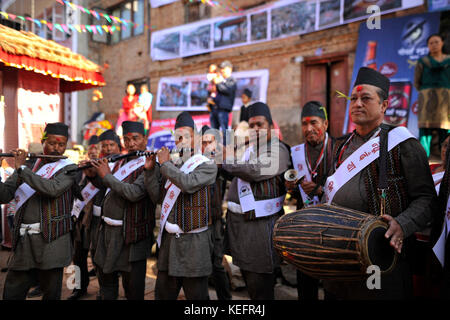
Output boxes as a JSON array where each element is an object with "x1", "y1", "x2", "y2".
[
  {"x1": 323, "y1": 67, "x2": 436, "y2": 299},
  {"x1": 0, "y1": 122, "x2": 77, "y2": 300},
  {"x1": 146, "y1": 111, "x2": 217, "y2": 300},
  {"x1": 223, "y1": 102, "x2": 291, "y2": 300},
  {"x1": 286, "y1": 101, "x2": 334, "y2": 301}
]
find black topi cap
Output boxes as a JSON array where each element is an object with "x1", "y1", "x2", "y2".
[
  {"x1": 354, "y1": 67, "x2": 390, "y2": 97},
  {"x1": 175, "y1": 111, "x2": 195, "y2": 130},
  {"x1": 247, "y1": 102, "x2": 273, "y2": 125},
  {"x1": 122, "y1": 121, "x2": 145, "y2": 136},
  {"x1": 301, "y1": 101, "x2": 327, "y2": 120},
  {"x1": 44, "y1": 122, "x2": 69, "y2": 138}
]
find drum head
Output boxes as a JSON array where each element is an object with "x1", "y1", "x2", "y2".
[
  {"x1": 367, "y1": 226, "x2": 395, "y2": 272},
  {"x1": 361, "y1": 220, "x2": 397, "y2": 274}
]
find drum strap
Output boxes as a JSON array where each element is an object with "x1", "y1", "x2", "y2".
[{"x1": 378, "y1": 124, "x2": 390, "y2": 216}]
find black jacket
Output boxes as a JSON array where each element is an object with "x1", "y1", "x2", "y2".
[{"x1": 213, "y1": 77, "x2": 237, "y2": 112}]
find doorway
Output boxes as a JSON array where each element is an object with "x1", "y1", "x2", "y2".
[{"x1": 302, "y1": 53, "x2": 349, "y2": 138}]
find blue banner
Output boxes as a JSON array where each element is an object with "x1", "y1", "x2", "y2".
[
  {"x1": 343, "y1": 12, "x2": 441, "y2": 137},
  {"x1": 428, "y1": 0, "x2": 450, "y2": 12}
]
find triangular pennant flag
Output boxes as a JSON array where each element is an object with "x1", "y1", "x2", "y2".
[
  {"x1": 0, "y1": 12, "x2": 8, "y2": 20},
  {"x1": 90, "y1": 10, "x2": 100, "y2": 20},
  {"x1": 74, "y1": 25, "x2": 81, "y2": 33},
  {"x1": 103, "y1": 14, "x2": 112, "y2": 24},
  {"x1": 34, "y1": 19, "x2": 42, "y2": 28},
  {"x1": 91, "y1": 26, "x2": 97, "y2": 34},
  {"x1": 96, "y1": 25, "x2": 103, "y2": 35},
  {"x1": 85, "y1": 25, "x2": 92, "y2": 33},
  {"x1": 61, "y1": 24, "x2": 69, "y2": 33},
  {"x1": 68, "y1": 24, "x2": 77, "y2": 32},
  {"x1": 9, "y1": 14, "x2": 16, "y2": 20},
  {"x1": 56, "y1": 0, "x2": 64, "y2": 5},
  {"x1": 102, "y1": 25, "x2": 109, "y2": 33},
  {"x1": 111, "y1": 25, "x2": 116, "y2": 33},
  {"x1": 17, "y1": 16, "x2": 25, "y2": 21},
  {"x1": 107, "y1": 25, "x2": 112, "y2": 33},
  {"x1": 55, "y1": 24, "x2": 65, "y2": 33},
  {"x1": 81, "y1": 25, "x2": 87, "y2": 32},
  {"x1": 47, "y1": 23, "x2": 53, "y2": 31}
]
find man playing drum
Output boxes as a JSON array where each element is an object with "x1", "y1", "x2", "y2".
[
  {"x1": 323, "y1": 67, "x2": 436, "y2": 299},
  {"x1": 286, "y1": 101, "x2": 335, "y2": 301}
]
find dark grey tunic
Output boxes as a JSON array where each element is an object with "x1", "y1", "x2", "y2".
[
  {"x1": 323, "y1": 126, "x2": 436, "y2": 300},
  {"x1": 0, "y1": 163, "x2": 77, "y2": 271},
  {"x1": 223, "y1": 139, "x2": 291, "y2": 274},
  {"x1": 146, "y1": 159, "x2": 217, "y2": 278},
  {"x1": 93, "y1": 161, "x2": 157, "y2": 274}
]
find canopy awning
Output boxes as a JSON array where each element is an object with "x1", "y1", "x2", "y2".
[{"x1": 0, "y1": 24, "x2": 105, "y2": 92}]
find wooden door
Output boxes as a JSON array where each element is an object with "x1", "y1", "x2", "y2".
[{"x1": 329, "y1": 60, "x2": 348, "y2": 138}]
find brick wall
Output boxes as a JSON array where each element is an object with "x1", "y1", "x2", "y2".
[{"x1": 90, "y1": 0, "x2": 427, "y2": 146}]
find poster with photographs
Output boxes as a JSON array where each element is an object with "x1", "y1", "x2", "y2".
[
  {"x1": 343, "y1": 0, "x2": 402, "y2": 22},
  {"x1": 271, "y1": 1, "x2": 316, "y2": 39},
  {"x1": 214, "y1": 16, "x2": 248, "y2": 48},
  {"x1": 251, "y1": 12, "x2": 268, "y2": 41},
  {"x1": 156, "y1": 69, "x2": 269, "y2": 111},
  {"x1": 190, "y1": 79, "x2": 210, "y2": 107},
  {"x1": 319, "y1": 0, "x2": 341, "y2": 28},
  {"x1": 158, "y1": 79, "x2": 189, "y2": 108},
  {"x1": 181, "y1": 24, "x2": 211, "y2": 56},
  {"x1": 150, "y1": 0, "x2": 424, "y2": 61},
  {"x1": 151, "y1": 31, "x2": 180, "y2": 60}
]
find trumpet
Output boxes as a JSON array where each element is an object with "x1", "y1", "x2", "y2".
[
  {"x1": 0, "y1": 152, "x2": 68, "y2": 160},
  {"x1": 284, "y1": 169, "x2": 304, "y2": 183}
]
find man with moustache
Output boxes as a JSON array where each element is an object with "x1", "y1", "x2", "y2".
[
  {"x1": 285, "y1": 101, "x2": 334, "y2": 301},
  {"x1": 222, "y1": 102, "x2": 291, "y2": 300},
  {"x1": 323, "y1": 67, "x2": 436, "y2": 299},
  {"x1": 146, "y1": 111, "x2": 217, "y2": 300},
  {"x1": 0, "y1": 122, "x2": 77, "y2": 300},
  {"x1": 87, "y1": 121, "x2": 157, "y2": 300}
]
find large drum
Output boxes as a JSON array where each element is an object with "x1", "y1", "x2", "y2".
[{"x1": 273, "y1": 204, "x2": 397, "y2": 281}]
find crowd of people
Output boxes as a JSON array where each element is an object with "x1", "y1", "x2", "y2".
[{"x1": 0, "y1": 33, "x2": 449, "y2": 301}]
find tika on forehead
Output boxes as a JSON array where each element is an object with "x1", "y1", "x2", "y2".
[{"x1": 356, "y1": 85, "x2": 363, "y2": 92}]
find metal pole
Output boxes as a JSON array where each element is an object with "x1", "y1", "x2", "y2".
[{"x1": 31, "y1": 0, "x2": 35, "y2": 33}]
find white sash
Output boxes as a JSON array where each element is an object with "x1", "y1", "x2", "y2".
[
  {"x1": 157, "y1": 154, "x2": 211, "y2": 247},
  {"x1": 433, "y1": 171, "x2": 445, "y2": 194},
  {"x1": 290, "y1": 135, "x2": 328, "y2": 207},
  {"x1": 71, "y1": 163, "x2": 115, "y2": 218},
  {"x1": 324, "y1": 126, "x2": 414, "y2": 204},
  {"x1": 237, "y1": 144, "x2": 286, "y2": 218},
  {"x1": 104, "y1": 156, "x2": 146, "y2": 196},
  {"x1": 14, "y1": 158, "x2": 74, "y2": 211},
  {"x1": 433, "y1": 194, "x2": 450, "y2": 267}
]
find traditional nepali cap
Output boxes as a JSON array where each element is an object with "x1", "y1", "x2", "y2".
[
  {"x1": 248, "y1": 102, "x2": 273, "y2": 125},
  {"x1": 99, "y1": 129, "x2": 120, "y2": 145},
  {"x1": 243, "y1": 88, "x2": 252, "y2": 98},
  {"x1": 201, "y1": 125, "x2": 211, "y2": 135},
  {"x1": 44, "y1": 122, "x2": 69, "y2": 137},
  {"x1": 88, "y1": 135, "x2": 99, "y2": 146},
  {"x1": 175, "y1": 111, "x2": 195, "y2": 130},
  {"x1": 122, "y1": 121, "x2": 145, "y2": 136},
  {"x1": 301, "y1": 101, "x2": 327, "y2": 120},
  {"x1": 354, "y1": 67, "x2": 390, "y2": 96}
]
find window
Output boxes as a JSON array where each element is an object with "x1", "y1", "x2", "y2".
[
  {"x1": 34, "y1": 4, "x2": 66, "y2": 41},
  {"x1": 102, "y1": 0, "x2": 145, "y2": 44},
  {"x1": 184, "y1": 1, "x2": 210, "y2": 23}
]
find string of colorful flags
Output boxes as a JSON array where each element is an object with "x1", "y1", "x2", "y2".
[{"x1": 0, "y1": 0, "x2": 241, "y2": 37}]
